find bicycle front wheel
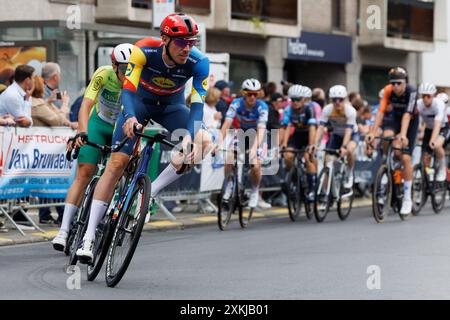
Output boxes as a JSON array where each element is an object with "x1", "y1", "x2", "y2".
[
  {"x1": 372, "y1": 165, "x2": 391, "y2": 223},
  {"x1": 286, "y1": 168, "x2": 302, "y2": 222},
  {"x1": 217, "y1": 172, "x2": 237, "y2": 230},
  {"x1": 87, "y1": 175, "x2": 129, "y2": 281},
  {"x1": 314, "y1": 167, "x2": 331, "y2": 223},
  {"x1": 105, "y1": 175, "x2": 151, "y2": 287},
  {"x1": 337, "y1": 170, "x2": 354, "y2": 221},
  {"x1": 411, "y1": 164, "x2": 426, "y2": 216},
  {"x1": 68, "y1": 177, "x2": 98, "y2": 265}
]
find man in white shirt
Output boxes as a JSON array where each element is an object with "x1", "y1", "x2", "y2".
[{"x1": 0, "y1": 65, "x2": 35, "y2": 127}]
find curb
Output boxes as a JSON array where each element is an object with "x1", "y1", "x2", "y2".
[{"x1": 0, "y1": 199, "x2": 373, "y2": 247}]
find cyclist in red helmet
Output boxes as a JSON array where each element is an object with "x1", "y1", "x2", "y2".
[{"x1": 76, "y1": 13, "x2": 213, "y2": 263}]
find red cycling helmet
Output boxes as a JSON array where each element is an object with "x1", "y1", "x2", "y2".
[{"x1": 160, "y1": 13, "x2": 199, "y2": 39}]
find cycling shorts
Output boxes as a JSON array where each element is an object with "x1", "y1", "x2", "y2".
[
  {"x1": 326, "y1": 132, "x2": 360, "y2": 151},
  {"x1": 78, "y1": 111, "x2": 114, "y2": 165},
  {"x1": 288, "y1": 130, "x2": 309, "y2": 150},
  {"x1": 422, "y1": 127, "x2": 450, "y2": 154},
  {"x1": 112, "y1": 94, "x2": 192, "y2": 156},
  {"x1": 382, "y1": 114, "x2": 419, "y2": 156}
]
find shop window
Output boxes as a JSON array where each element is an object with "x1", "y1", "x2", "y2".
[
  {"x1": 387, "y1": 0, "x2": 434, "y2": 42},
  {"x1": 131, "y1": 0, "x2": 210, "y2": 12},
  {"x1": 230, "y1": 56, "x2": 267, "y2": 94},
  {"x1": 231, "y1": 0, "x2": 297, "y2": 25}
]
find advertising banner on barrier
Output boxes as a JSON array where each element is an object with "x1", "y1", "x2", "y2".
[{"x1": 0, "y1": 127, "x2": 77, "y2": 199}]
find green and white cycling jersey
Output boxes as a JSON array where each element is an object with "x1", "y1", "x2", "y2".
[{"x1": 84, "y1": 65, "x2": 122, "y2": 125}]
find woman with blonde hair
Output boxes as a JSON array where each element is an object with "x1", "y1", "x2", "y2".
[
  {"x1": 31, "y1": 75, "x2": 72, "y2": 127},
  {"x1": 203, "y1": 87, "x2": 222, "y2": 129}
]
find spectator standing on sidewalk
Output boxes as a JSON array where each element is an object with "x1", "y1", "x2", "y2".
[
  {"x1": 0, "y1": 65, "x2": 34, "y2": 127},
  {"x1": 31, "y1": 75, "x2": 72, "y2": 127},
  {"x1": 214, "y1": 80, "x2": 233, "y2": 126},
  {"x1": 40, "y1": 62, "x2": 71, "y2": 224},
  {"x1": 42, "y1": 62, "x2": 70, "y2": 117}
]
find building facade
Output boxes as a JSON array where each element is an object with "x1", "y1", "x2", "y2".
[{"x1": 0, "y1": 0, "x2": 444, "y2": 103}]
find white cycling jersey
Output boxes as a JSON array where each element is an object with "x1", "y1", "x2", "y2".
[
  {"x1": 417, "y1": 98, "x2": 448, "y2": 130},
  {"x1": 319, "y1": 103, "x2": 358, "y2": 136}
]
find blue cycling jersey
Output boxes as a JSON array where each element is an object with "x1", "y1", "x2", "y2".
[
  {"x1": 225, "y1": 97, "x2": 269, "y2": 131},
  {"x1": 282, "y1": 102, "x2": 317, "y2": 132},
  {"x1": 122, "y1": 37, "x2": 209, "y2": 137}
]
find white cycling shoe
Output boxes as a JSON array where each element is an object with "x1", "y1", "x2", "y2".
[
  {"x1": 52, "y1": 230, "x2": 68, "y2": 252},
  {"x1": 248, "y1": 191, "x2": 259, "y2": 208},
  {"x1": 222, "y1": 181, "x2": 233, "y2": 201},
  {"x1": 436, "y1": 169, "x2": 447, "y2": 182},
  {"x1": 400, "y1": 199, "x2": 412, "y2": 216},
  {"x1": 343, "y1": 174, "x2": 354, "y2": 190},
  {"x1": 76, "y1": 238, "x2": 95, "y2": 264}
]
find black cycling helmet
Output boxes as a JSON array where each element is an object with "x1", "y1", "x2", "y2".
[{"x1": 388, "y1": 67, "x2": 408, "y2": 81}]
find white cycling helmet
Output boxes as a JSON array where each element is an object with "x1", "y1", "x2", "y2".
[
  {"x1": 112, "y1": 43, "x2": 134, "y2": 64},
  {"x1": 436, "y1": 92, "x2": 449, "y2": 104},
  {"x1": 288, "y1": 85, "x2": 312, "y2": 99},
  {"x1": 329, "y1": 85, "x2": 348, "y2": 99},
  {"x1": 242, "y1": 78, "x2": 261, "y2": 92},
  {"x1": 418, "y1": 82, "x2": 437, "y2": 95}
]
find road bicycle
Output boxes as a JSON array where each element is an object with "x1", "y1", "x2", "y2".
[
  {"x1": 217, "y1": 138, "x2": 257, "y2": 230},
  {"x1": 64, "y1": 136, "x2": 128, "y2": 266},
  {"x1": 412, "y1": 148, "x2": 447, "y2": 215},
  {"x1": 314, "y1": 148, "x2": 354, "y2": 223},
  {"x1": 280, "y1": 148, "x2": 313, "y2": 221},
  {"x1": 371, "y1": 136, "x2": 409, "y2": 223}
]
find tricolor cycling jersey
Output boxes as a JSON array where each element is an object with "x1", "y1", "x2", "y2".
[
  {"x1": 121, "y1": 37, "x2": 209, "y2": 137},
  {"x1": 282, "y1": 103, "x2": 317, "y2": 132},
  {"x1": 320, "y1": 103, "x2": 358, "y2": 137},
  {"x1": 378, "y1": 84, "x2": 417, "y2": 117},
  {"x1": 417, "y1": 98, "x2": 448, "y2": 129},
  {"x1": 83, "y1": 65, "x2": 122, "y2": 125},
  {"x1": 225, "y1": 98, "x2": 268, "y2": 131}
]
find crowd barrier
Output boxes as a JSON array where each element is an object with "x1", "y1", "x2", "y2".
[{"x1": 0, "y1": 125, "x2": 389, "y2": 234}]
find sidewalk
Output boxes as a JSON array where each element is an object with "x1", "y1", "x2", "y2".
[{"x1": 0, "y1": 198, "x2": 372, "y2": 247}]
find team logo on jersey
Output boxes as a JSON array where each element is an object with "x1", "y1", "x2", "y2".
[
  {"x1": 202, "y1": 78, "x2": 208, "y2": 90},
  {"x1": 152, "y1": 77, "x2": 176, "y2": 89},
  {"x1": 125, "y1": 63, "x2": 135, "y2": 77}
]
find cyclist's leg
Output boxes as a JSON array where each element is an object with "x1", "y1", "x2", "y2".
[
  {"x1": 400, "y1": 116, "x2": 419, "y2": 214},
  {"x1": 82, "y1": 101, "x2": 150, "y2": 244},
  {"x1": 54, "y1": 113, "x2": 111, "y2": 248},
  {"x1": 150, "y1": 103, "x2": 214, "y2": 197},
  {"x1": 434, "y1": 130, "x2": 447, "y2": 181},
  {"x1": 422, "y1": 128, "x2": 433, "y2": 168}
]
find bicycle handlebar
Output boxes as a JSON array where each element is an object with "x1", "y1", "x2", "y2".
[{"x1": 66, "y1": 135, "x2": 129, "y2": 162}]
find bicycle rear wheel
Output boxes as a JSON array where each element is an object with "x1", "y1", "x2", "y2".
[
  {"x1": 68, "y1": 177, "x2": 98, "y2": 265},
  {"x1": 286, "y1": 168, "x2": 302, "y2": 222},
  {"x1": 105, "y1": 175, "x2": 151, "y2": 287},
  {"x1": 337, "y1": 169, "x2": 354, "y2": 221},
  {"x1": 372, "y1": 165, "x2": 391, "y2": 223},
  {"x1": 314, "y1": 167, "x2": 331, "y2": 223},
  {"x1": 217, "y1": 172, "x2": 237, "y2": 230},
  {"x1": 411, "y1": 164, "x2": 426, "y2": 216}
]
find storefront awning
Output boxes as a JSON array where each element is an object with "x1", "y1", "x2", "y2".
[{"x1": 288, "y1": 31, "x2": 352, "y2": 64}]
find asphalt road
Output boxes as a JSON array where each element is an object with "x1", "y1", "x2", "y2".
[{"x1": 1, "y1": 202, "x2": 450, "y2": 300}]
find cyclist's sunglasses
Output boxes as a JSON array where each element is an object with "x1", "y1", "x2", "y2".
[
  {"x1": 390, "y1": 80, "x2": 405, "y2": 86},
  {"x1": 422, "y1": 94, "x2": 432, "y2": 99},
  {"x1": 173, "y1": 38, "x2": 197, "y2": 49},
  {"x1": 291, "y1": 97, "x2": 303, "y2": 103},
  {"x1": 244, "y1": 92, "x2": 259, "y2": 97},
  {"x1": 117, "y1": 64, "x2": 128, "y2": 74},
  {"x1": 332, "y1": 98, "x2": 344, "y2": 104}
]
